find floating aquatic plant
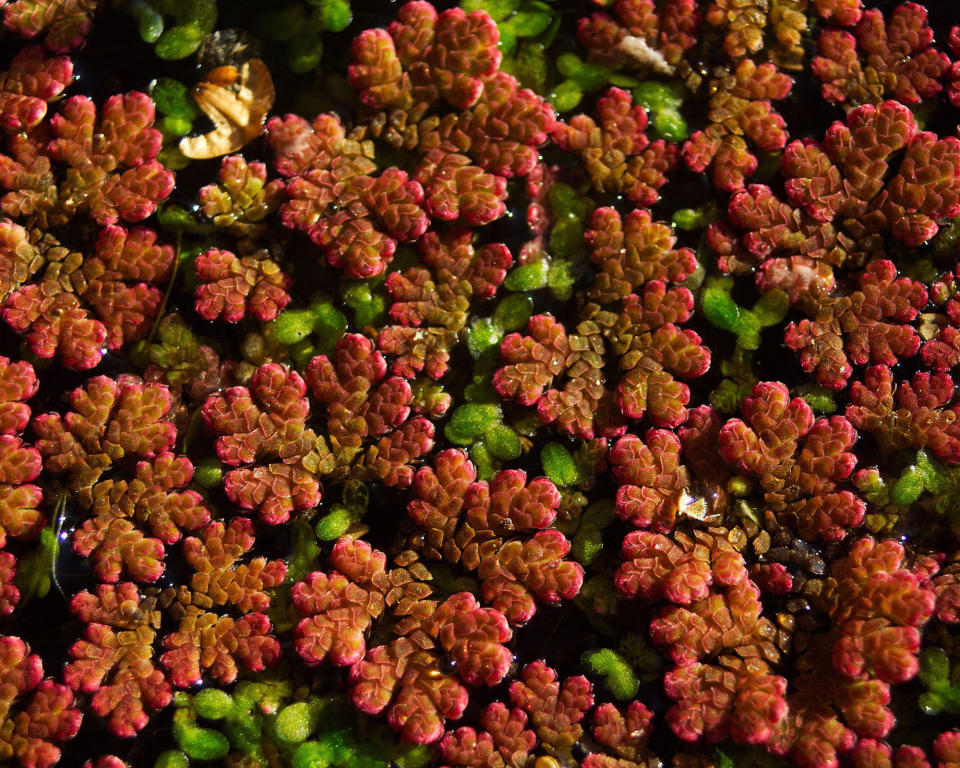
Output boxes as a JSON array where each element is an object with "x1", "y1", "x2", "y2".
[{"x1": 1, "y1": 1, "x2": 960, "y2": 767}]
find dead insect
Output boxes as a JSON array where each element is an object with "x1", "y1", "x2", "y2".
[
  {"x1": 180, "y1": 57, "x2": 275, "y2": 160},
  {"x1": 204, "y1": 64, "x2": 241, "y2": 88}
]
